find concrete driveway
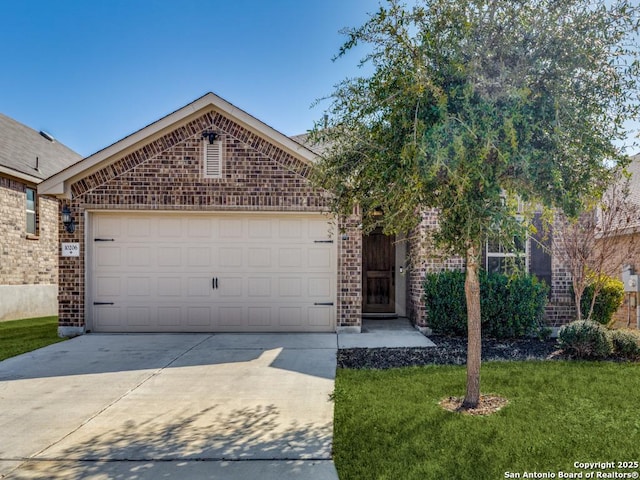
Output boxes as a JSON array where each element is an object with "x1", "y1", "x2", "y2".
[{"x1": 0, "y1": 333, "x2": 338, "y2": 479}]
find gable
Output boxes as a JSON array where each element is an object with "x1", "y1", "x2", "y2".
[
  {"x1": 74, "y1": 117, "x2": 329, "y2": 211},
  {"x1": 39, "y1": 93, "x2": 316, "y2": 198}
]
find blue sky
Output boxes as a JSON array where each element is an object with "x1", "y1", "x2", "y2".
[
  {"x1": 0, "y1": 0, "x2": 373, "y2": 157},
  {"x1": 1, "y1": 1, "x2": 638, "y2": 158}
]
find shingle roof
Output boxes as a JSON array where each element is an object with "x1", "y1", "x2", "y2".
[
  {"x1": 290, "y1": 132, "x2": 329, "y2": 156},
  {"x1": 625, "y1": 153, "x2": 640, "y2": 210},
  {"x1": 0, "y1": 113, "x2": 82, "y2": 182}
]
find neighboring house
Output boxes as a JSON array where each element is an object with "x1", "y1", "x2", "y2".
[
  {"x1": 605, "y1": 153, "x2": 640, "y2": 329},
  {"x1": 0, "y1": 113, "x2": 81, "y2": 321},
  {"x1": 39, "y1": 93, "x2": 573, "y2": 336}
]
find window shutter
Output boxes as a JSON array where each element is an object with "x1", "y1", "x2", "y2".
[
  {"x1": 530, "y1": 212, "x2": 552, "y2": 293},
  {"x1": 204, "y1": 141, "x2": 222, "y2": 178}
]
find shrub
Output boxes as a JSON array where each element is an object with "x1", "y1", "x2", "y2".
[
  {"x1": 557, "y1": 320, "x2": 613, "y2": 359},
  {"x1": 609, "y1": 329, "x2": 640, "y2": 359},
  {"x1": 423, "y1": 270, "x2": 549, "y2": 339},
  {"x1": 422, "y1": 270, "x2": 467, "y2": 336},
  {"x1": 580, "y1": 276, "x2": 624, "y2": 325}
]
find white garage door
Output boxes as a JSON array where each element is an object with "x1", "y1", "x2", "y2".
[{"x1": 89, "y1": 212, "x2": 337, "y2": 332}]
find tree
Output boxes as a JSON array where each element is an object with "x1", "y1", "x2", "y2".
[
  {"x1": 554, "y1": 170, "x2": 640, "y2": 324},
  {"x1": 311, "y1": 0, "x2": 640, "y2": 408}
]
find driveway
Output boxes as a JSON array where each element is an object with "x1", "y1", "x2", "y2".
[{"x1": 0, "y1": 333, "x2": 338, "y2": 479}]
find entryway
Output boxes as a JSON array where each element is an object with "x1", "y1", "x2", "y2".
[{"x1": 362, "y1": 228, "x2": 406, "y2": 317}]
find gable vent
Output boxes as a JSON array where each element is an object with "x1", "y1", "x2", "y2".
[{"x1": 203, "y1": 140, "x2": 223, "y2": 179}]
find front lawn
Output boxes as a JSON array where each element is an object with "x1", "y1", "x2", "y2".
[
  {"x1": 0, "y1": 316, "x2": 65, "y2": 361},
  {"x1": 334, "y1": 362, "x2": 640, "y2": 480}
]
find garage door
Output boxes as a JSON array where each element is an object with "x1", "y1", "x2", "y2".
[{"x1": 89, "y1": 212, "x2": 337, "y2": 332}]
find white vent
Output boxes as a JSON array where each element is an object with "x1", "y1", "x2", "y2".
[{"x1": 203, "y1": 140, "x2": 223, "y2": 179}]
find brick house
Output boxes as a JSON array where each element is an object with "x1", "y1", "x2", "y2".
[
  {"x1": 0, "y1": 113, "x2": 81, "y2": 321},
  {"x1": 605, "y1": 153, "x2": 640, "y2": 330},
  {"x1": 39, "y1": 93, "x2": 573, "y2": 336}
]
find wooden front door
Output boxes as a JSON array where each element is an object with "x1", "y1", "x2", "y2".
[{"x1": 362, "y1": 229, "x2": 395, "y2": 313}]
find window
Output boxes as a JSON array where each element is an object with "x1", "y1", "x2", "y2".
[
  {"x1": 203, "y1": 139, "x2": 223, "y2": 179},
  {"x1": 485, "y1": 234, "x2": 527, "y2": 275},
  {"x1": 26, "y1": 188, "x2": 37, "y2": 235}
]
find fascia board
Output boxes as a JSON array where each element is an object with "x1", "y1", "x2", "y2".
[{"x1": 0, "y1": 165, "x2": 42, "y2": 185}]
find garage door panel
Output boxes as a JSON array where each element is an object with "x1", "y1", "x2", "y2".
[
  {"x1": 309, "y1": 307, "x2": 332, "y2": 327},
  {"x1": 187, "y1": 217, "x2": 212, "y2": 237},
  {"x1": 248, "y1": 218, "x2": 273, "y2": 239},
  {"x1": 158, "y1": 217, "x2": 182, "y2": 237},
  {"x1": 187, "y1": 277, "x2": 212, "y2": 297},
  {"x1": 187, "y1": 307, "x2": 211, "y2": 326},
  {"x1": 219, "y1": 306, "x2": 243, "y2": 327},
  {"x1": 248, "y1": 247, "x2": 272, "y2": 268},
  {"x1": 219, "y1": 218, "x2": 243, "y2": 238},
  {"x1": 96, "y1": 217, "x2": 122, "y2": 237},
  {"x1": 309, "y1": 277, "x2": 332, "y2": 297},
  {"x1": 96, "y1": 246, "x2": 121, "y2": 267},
  {"x1": 127, "y1": 247, "x2": 151, "y2": 267},
  {"x1": 217, "y1": 276, "x2": 243, "y2": 297},
  {"x1": 219, "y1": 247, "x2": 242, "y2": 267},
  {"x1": 127, "y1": 217, "x2": 151, "y2": 238},
  {"x1": 127, "y1": 277, "x2": 151, "y2": 296},
  {"x1": 247, "y1": 277, "x2": 272, "y2": 297},
  {"x1": 127, "y1": 306, "x2": 151, "y2": 327},
  {"x1": 158, "y1": 307, "x2": 181, "y2": 326},
  {"x1": 96, "y1": 276, "x2": 121, "y2": 297},
  {"x1": 94, "y1": 306, "x2": 122, "y2": 330},
  {"x1": 157, "y1": 277, "x2": 182, "y2": 296},
  {"x1": 187, "y1": 247, "x2": 211, "y2": 267},
  {"x1": 248, "y1": 307, "x2": 271, "y2": 326},
  {"x1": 279, "y1": 307, "x2": 303, "y2": 327},
  {"x1": 90, "y1": 213, "x2": 336, "y2": 332},
  {"x1": 308, "y1": 248, "x2": 333, "y2": 269},
  {"x1": 158, "y1": 247, "x2": 181, "y2": 267}
]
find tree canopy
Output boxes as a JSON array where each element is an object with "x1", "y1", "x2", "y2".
[
  {"x1": 312, "y1": 0, "x2": 640, "y2": 408},
  {"x1": 314, "y1": 0, "x2": 639, "y2": 245}
]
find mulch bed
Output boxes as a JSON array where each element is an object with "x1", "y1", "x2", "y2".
[{"x1": 337, "y1": 336, "x2": 563, "y2": 369}]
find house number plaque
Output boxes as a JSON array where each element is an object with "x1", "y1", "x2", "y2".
[{"x1": 61, "y1": 242, "x2": 80, "y2": 257}]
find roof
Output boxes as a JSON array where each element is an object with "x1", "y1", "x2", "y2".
[
  {"x1": 290, "y1": 132, "x2": 331, "y2": 156},
  {"x1": 625, "y1": 153, "x2": 640, "y2": 209},
  {"x1": 0, "y1": 113, "x2": 81, "y2": 184},
  {"x1": 39, "y1": 92, "x2": 318, "y2": 197}
]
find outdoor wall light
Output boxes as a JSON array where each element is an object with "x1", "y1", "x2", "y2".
[
  {"x1": 62, "y1": 204, "x2": 75, "y2": 234},
  {"x1": 202, "y1": 130, "x2": 219, "y2": 144}
]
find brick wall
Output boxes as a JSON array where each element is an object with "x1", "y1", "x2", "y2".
[
  {"x1": 1, "y1": 176, "x2": 58, "y2": 285},
  {"x1": 406, "y1": 209, "x2": 465, "y2": 327},
  {"x1": 600, "y1": 232, "x2": 640, "y2": 330},
  {"x1": 1, "y1": 175, "x2": 59, "y2": 320},
  {"x1": 406, "y1": 208, "x2": 575, "y2": 329},
  {"x1": 337, "y1": 209, "x2": 362, "y2": 330},
  {"x1": 57, "y1": 108, "x2": 360, "y2": 331}
]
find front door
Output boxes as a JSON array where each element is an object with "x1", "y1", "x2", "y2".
[{"x1": 362, "y1": 229, "x2": 395, "y2": 314}]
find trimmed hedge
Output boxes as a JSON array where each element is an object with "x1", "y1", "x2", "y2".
[
  {"x1": 423, "y1": 270, "x2": 549, "y2": 339},
  {"x1": 557, "y1": 320, "x2": 613, "y2": 359},
  {"x1": 580, "y1": 276, "x2": 625, "y2": 325}
]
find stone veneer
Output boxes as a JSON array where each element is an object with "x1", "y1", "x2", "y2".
[
  {"x1": 57, "y1": 108, "x2": 361, "y2": 333},
  {"x1": 1, "y1": 175, "x2": 59, "y2": 320}
]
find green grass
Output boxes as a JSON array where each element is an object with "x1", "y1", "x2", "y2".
[
  {"x1": 334, "y1": 362, "x2": 640, "y2": 480},
  {"x1": 0, "y1": 316, "x2": 65, "y2": 361}
]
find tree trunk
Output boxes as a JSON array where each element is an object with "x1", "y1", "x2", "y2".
[
  {"x1": 463, "y1": 243, "x2": 482, "y2": 409},
  {"x1": 574, "y1": 285, "x2": 584, "y2": 322}
]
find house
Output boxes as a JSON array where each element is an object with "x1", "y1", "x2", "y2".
[
  {"x1": 39, "y1": 93, "x2": 574, "y2": 336},
  {"x1": 605, "y1": 152, "x2": 640, "y2": 329},
  {"x1": 0, "y1": 113, "x2": 81, "y2": 321}
]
